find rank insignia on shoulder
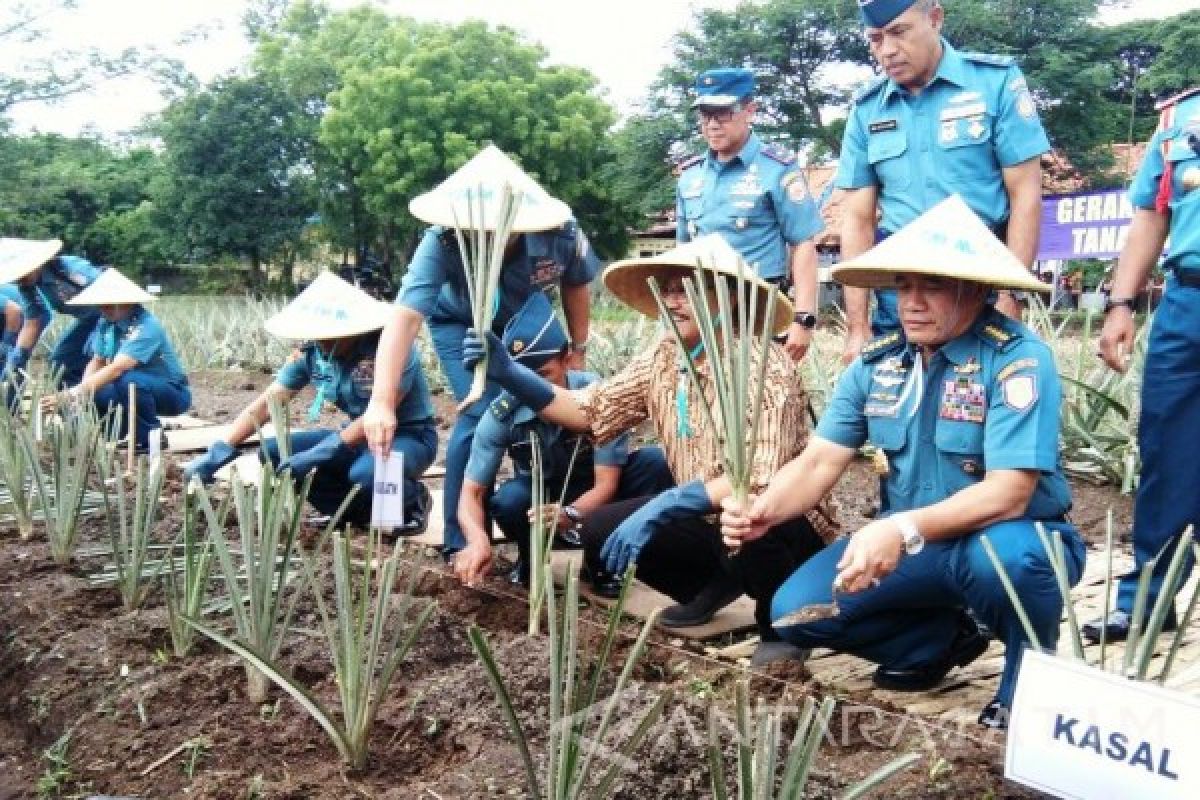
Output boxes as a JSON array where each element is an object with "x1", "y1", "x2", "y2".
[
  {"x1": 762, "y1": 144, "x2": 796, "y2": 165},
  {"x1": 679, "y1": 153, "x2": 704, "y2": 170},
  {"x1": 980, "y1": 324, "x2": 1015, "y2": 349},
  {"x1": 962, "y1": 52, "x2": 1015, "y2": 68},
  {"x1": 861, "y1": 331, "x2": 902, "y2": 361}
]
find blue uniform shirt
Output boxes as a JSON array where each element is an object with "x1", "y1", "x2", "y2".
[
  {"x1": 816, "y1": 309, "x2": 1071, "y2": 519},
  {"x1": 396, "y1": 222, "x2": 600, "y2": 330},
  {"x1": 88, "y1": 306, "x2": 188, "y2": 386},
  {"x1": 276, "y1": 335, "x2": 434, "y2": 425},
  {"x1": 835, "y1": 40, "x2": 1050, "y2": 234},
  {"x1": 16, "y1": 255, "x2": 102, "y2": 327},
  {"x1": 465, "y1": 371, "x2": 629, "y2": 487},
  {"x1": 1129, "y1": 91, "x2": 1200, "y2": 272},
  {"x1": 676, "y1": 132, "x2": 822, "y2": 281}
]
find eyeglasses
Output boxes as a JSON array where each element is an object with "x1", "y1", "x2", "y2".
[{"x1": 696, "y1": 105, "x2": 743, "y2": 125}]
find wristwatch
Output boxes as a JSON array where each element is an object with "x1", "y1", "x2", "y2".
[
  {"x1": 793, "y1": 311, "x2": 817, "y2": 330},
  {"x1": 569, "y1": 340, "x2": 588, "y2": 354},
  {"x1": 894, "y1": 513, "x2": 924, "y2": 556},
  {"x1": 562, "y1": 504, "x2": 583, "y2": 532},
  {"x1": 1104, "y1": 296, "x2": 1136, "y2": 313}
]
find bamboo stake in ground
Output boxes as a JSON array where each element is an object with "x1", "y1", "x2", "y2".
[
  {"x1": 127, "y1": 381, "x2": 137, "y2": 474},
  {"x1": 451, "y1": 182, "x2": 523, "y2": 411}
]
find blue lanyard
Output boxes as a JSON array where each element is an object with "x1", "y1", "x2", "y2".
[
  {"x1": 308, "y1": 348, "x2": 333, "y2": 421},
  {"x1": 676, "y1": 341, "x2": 705, "y2": 438}
]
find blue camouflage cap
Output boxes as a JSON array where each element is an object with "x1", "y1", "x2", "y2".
[
  {"x1": 858, "y1": 0, "x2": 918, "y2": 27},
  {"x1": 691, "y1": 68, "x2": 755, "y2": 109},
  {"x1": 502, "y1": 292, "x2": 567, "y2": 370}
]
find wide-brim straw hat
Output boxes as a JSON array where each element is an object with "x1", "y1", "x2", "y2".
[
  {"x1": 408, "y1": 144, "x2": 572, "y2": 233},
  {"x1": 0, "y1": 238, "x2": 63, "y2": 284},
  {"x1": 264, "y1": 271, "x2": 393, "y2": 340},
  {"x1": 66, "y1": 269, "x2": 154, "y2": 306},
  {"x1": 602, "y1": 234, "x2": 794, "y2": 336},
  {"x1": 831, "y1": 195, "x2": 1050, "y2": 293}
]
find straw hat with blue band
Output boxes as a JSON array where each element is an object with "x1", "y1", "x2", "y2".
[
  {"x1": 501, "y1": 292, "x2": 568, "y2": 371},
  {"x1": 66, "y1": 268, "x2": 153, "y2": 305},
  {"x1": 602, "y1": 233, "x2": 794, "y2": 336},
  {"x1": 408, "y1": 144, "x2": 572, "y2": 233},
  {"x1": 0, "y1": 238, "x2": 63, "y2": 284},
  {"x1": 264, "y1": 271, "x2": 393, "y2": 339},
  {"x1": 858, "y1": 0, "x2": 919, "y2": 27},
  {"x1": 831, "y1": 194, "x2": 1051, "y2": 294},
  {"x1": 691, "y1": 68, "x2": 755, "y2": 109}
]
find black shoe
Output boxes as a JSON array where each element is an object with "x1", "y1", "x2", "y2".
[
  {"x1": 1081, "y1": 609, "x2": 1178, "y2": 644},
  {"x1": 658, "y1": 574, "x2": 743, "y2": 628},
  {"x1": 393, "y1": 483, "x2": 433, "y2": 538},
  {"x1": 873, "y1": 617, "x2": 990, "y2": 691},
  {"x1": 978, "y1": 699, "x2": 1009, "y2": 730},
  {"x1": 588, "y1": 569, "x2": 623, "y2": 599},
  {"x1": 508, "y1": 560, "x2": 530, "y2": 587}
]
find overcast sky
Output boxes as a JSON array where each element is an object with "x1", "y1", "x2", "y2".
[{"x1": 5, "y1": 0, "x2": 1197, "y2": 137}]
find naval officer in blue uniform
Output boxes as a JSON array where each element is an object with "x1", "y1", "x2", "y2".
[
  {"x1": 677, "y1": 67, "x2": 824, "y2": 362},
  {"x1": 721, "y1": 197, "x2": 1082, "y2": 729},
  {"x1": 0, "y1": 238, "x2": 103, "y2": 386},
  {"x1": 1084, "y1": 86, "x2": 1200, "y2": 642},
  {"x1": 361, "y1": 146, "x2": 599, "y2": 557},
  {"x1": 454, "y1": 293, "x2": 671, "y2": 587},
  {"x1": 836, "y1": 0, "x2": 1050, "y2": 363}
]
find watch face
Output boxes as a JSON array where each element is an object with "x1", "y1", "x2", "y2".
[{"x1": 794, "y1": 313, "x2": 817, "y2": 329}]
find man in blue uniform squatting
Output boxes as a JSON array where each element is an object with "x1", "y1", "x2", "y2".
[
  {"x1": 836, "y1": 0, "x2": 1050, "y2": 365},
  {"x1": 362, "y1": 146, "x2": 599, "y2": 558},
  {"x1": 183, "y1": 273, "x2": 436, "y2": 532},
  {"x1": 677, "y1": 67, "x2": 824, "y2": 363},
  {"x1": 1083, "y1": 86, "x2": 1200, "y2": 642},
  {"x1": 454, "y1": 293, "x2": 673, "y2": 587},
  {"x1": 0, "y1": 283, "x2": 24, "y2": 367},
  {"x1": 721, "y1": 196, "x2": 1084, "y2": 728},
  {"x1": 40, "y1": 269, "x2": 191, "y2": 448},
  {"x1": 0, "y1": 238, "x2": 103, "y2": 386}
]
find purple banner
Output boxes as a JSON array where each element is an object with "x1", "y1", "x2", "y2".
[{"x1": 1038, "y1": 190, "x2": 1134, "y2": 261}]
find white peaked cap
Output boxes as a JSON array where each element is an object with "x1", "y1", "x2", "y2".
[
  {"x1": 264, "y1": 271, "x2": 393, "y2": 339},
  {"x1": 831, "y1": 195, "x2": 1050, "y2": 293},
  {"x1": 408, "y1": 145, "x2": 572, "y2": 232},
  {"x1": 0, "y1": 238, "x2": 63, "y2": 283},
  {"x1": 66, "y1": 269, "x2": 154, "y2": 305}
]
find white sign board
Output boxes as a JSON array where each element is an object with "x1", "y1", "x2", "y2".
[
  {"x1": 1006, "y1": 650, "x2": 1199, "y2": 799},
  {"x1": 370, "y1": 451, "x2": 405, "y2": 529},
  {"x1": 147, "y1": 428, "x2": 162, "y2": 465}
]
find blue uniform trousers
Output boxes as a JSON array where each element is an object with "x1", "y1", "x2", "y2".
[
  {"x1": 429, "y1": 316, "x2": 503, "y2": 554},
  {"x1": 261, "y1": 426, "x2": 437, "y2": 524},
  {"x1": 1117, "y1": 276, "x2": 1200, "y2": 613},
  {"x1": 93, "y1": 371, "x2": 191, "y2": 448},
  {"x1": 490, "y1": 446, "x2": 674, "y2": 562},
  {"x1": 52, "y1": 310, "x2": 101, "y2": 387},
  {"x1": 772, "y1": 518, "x2": 1085, "y2": 707}
]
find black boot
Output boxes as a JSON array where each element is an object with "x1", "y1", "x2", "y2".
[{"x1": 659, "y1": 571, "x2": 743, "y2": 628}]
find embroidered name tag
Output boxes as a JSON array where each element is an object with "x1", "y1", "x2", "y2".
[
  {"x1": 940, "y1": 101, "x2": 987, "y2": 122},
  {"x1": 869, "y1": 119, "x2": 898, "y2": 134}
]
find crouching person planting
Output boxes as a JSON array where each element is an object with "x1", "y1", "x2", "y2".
[
  {"x1": 721, "y1": 196, "x2": 1084, "y2": 729},
  {"x1": 183, "y1": 273, "x2": 436, "y2": 532},
  {"x1": 462, "y1": 235, "x2": 837, "y2": 665},
  {"x1": 41, "y1": 269, "x2": 190, "y2": 448}
]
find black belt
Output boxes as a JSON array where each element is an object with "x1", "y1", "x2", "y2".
[{"x1": 1174, "y1": 270, "x2": 1200, "y2": 288}]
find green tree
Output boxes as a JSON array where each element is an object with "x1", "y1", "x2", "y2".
[{"x1": 155, "y1": 75, "x2": 315, "y2": 291}]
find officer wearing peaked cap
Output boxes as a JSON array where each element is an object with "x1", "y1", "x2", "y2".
[
  {"x1": 1083, "y1": 86, "x2": 1200, "y2": 644},
  {"x1": 678, "y1": 67, "x2": 824, "y2": 362},
  {"x1": 722, "y1": 197, "x2": 1081, "y2": 730},
  {"x1": 836, "y1": 0, "x2": 1050, "y2": 364},
  {"x1": 455, "y1": 293, "x2": 672, "y2": 587}
]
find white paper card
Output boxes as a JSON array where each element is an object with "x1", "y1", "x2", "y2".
[
  {"x1": 147, "y1": 428, "x2": 162, "y2": 465},
  {"x1": 371, "y1": 451, "x2": 405, "y2": 529},
  {"x1": 1006, "y1": 650, "x2": 1199, "y2": 799}
]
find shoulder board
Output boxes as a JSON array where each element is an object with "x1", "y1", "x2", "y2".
[
  {"x1": 961, "y1": 52, "x2": 1016, "y2": 68},
  {"x1": 488, "y1": 391, "x2": 518, "y2": 422},
  {"x1": 679, "y1": 153, "x2": 704, "y2": 171},
  {"x1": 852, "y1": 75, "x2": 887, "y2": 104},
  {"x1": 1155, "y1": 86, "x2": 1200, "y2": 112},
  {"x1": 860, "y1": 331, "x2": 903, "y2": 363},
  {"x1": 761, "y1": 144, "x2": 796, "y2": 166},
  {"x1": 979, "y1": 322, "x2": 1019, "y2": 351}
]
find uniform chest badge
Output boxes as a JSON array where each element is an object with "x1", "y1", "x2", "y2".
[
  {"x1": 939, "y1": 378, "x2": 986, "y2": 423},
  {"x1": 1016, "y1": 91, "x2": 1037, "y2": 119},
  {"x1": 350, "y1": 360, "x2": 376, "y2": 395},
  {"x1": 873, "y1": 372, "x2": 905, "y2": 388},
  {"x1": 1182, "y1": 167, "x2": 1200, "y2": 193},
  {"x1": 687, "y1": 220, "x2": 699, "y2": 237},
  {"x1": 954, "y1": 358, "x2": 981, "y2": 375},
  {"x1": 940, "y1": 121, "x2": 958, "y2": 144},
  {"x1": 734, "y1": 217, "x2": 748, "y2": 229},
  {"x1": 966, "y1": 118, "x2": 986, "y2": 140},
  {"x1": 731, "y1": 176, "x2": 763, "y2": 196},
  {"x1": 530, "y1": 257, "x2": 563, "y2": 285}
]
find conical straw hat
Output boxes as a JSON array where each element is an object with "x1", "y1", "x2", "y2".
[
  {"x1": 264, "y1": 271, "x2": 393, "y2": 339},
  {"x1": 66, "y1": 269, "x2": 154, "y2": 305},
  {"x1": 831, "y1": 195, "x2": 1050, "y2": 293},
  {"x1": 408, "y1": 145, "x2": 572, "y2": 233},
  {"x1": 602, "y1": 234, "x2": 794, "y2": 336},
  {"x1": 0, "y1": 238, "x2": 63, "y2": 283}
]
